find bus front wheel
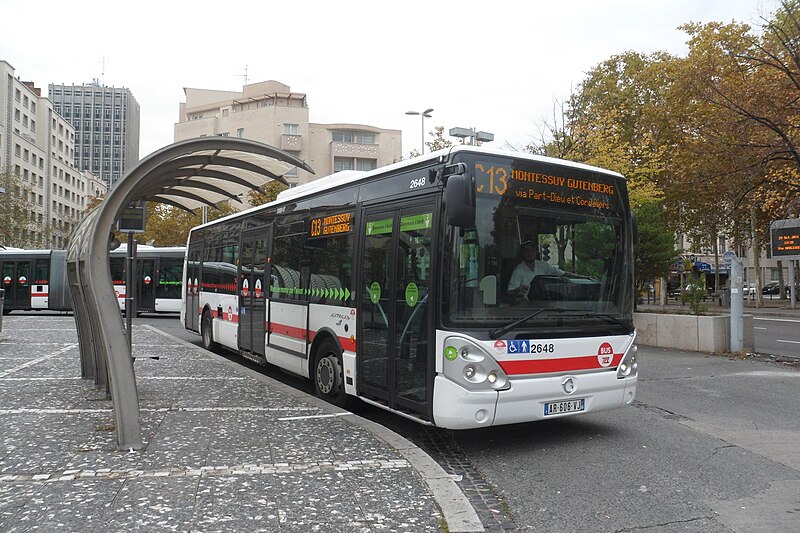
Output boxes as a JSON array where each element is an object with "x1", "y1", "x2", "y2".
[
  {"x1": 314, "y1": 338, "x2": 351, "y2": 409},
  {"x1": 201, "y1": 310, "x2": 219, "y2": 353}
]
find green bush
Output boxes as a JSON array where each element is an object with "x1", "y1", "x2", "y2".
[{"x1": 681, "y1": 284, "x2": 708, "y2": 315}]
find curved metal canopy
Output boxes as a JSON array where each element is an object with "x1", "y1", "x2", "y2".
[{"x1": 67, "y1": 137, "x2": 313, "y2": 450}]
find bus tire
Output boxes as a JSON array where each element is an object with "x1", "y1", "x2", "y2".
[
  {"x1": 201, "y1": 310, "x2": 219, "y2": 353},
  {"x1": 313, "y1": 338, "x2": 352, "y2": 409}
]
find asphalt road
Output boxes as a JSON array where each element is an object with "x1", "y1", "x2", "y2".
[
  {"x1": 137, "y1": 316, "x2": 800, "y2": 532},
  {"x1": 753, "y1": 316, "x2": 800, "y2": 358}
]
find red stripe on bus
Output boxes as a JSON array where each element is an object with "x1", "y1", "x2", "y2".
[
  {"x1": 270, "y1": 322, "x2": 307, "y2": 340},
  {"x1": 498, "y1": 353, "x2": 623, "y2": 375},
  {"x1": 31, "y1": 293, "x2": 49, "y2": 297},
  {"x1": 269, "y1": 321, "x2": 357, "y2": 352}
]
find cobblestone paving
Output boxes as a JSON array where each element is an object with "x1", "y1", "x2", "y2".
[{"x1": 0, "y1": 315, "x2": 443, "y2": 531}]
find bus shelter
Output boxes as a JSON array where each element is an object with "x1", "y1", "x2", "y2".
[{"x1": 67, "y1": 138, "x2": 313, "y2": 450}]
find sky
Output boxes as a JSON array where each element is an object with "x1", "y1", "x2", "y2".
[{"x1": 0, "y1": 0, "x2": 777, "y2": 161}]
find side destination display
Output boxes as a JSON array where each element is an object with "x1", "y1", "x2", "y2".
[{"x1": 310, "y1": 211, "x2": 353, "y2": 238}]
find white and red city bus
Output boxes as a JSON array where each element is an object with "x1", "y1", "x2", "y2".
[
  {"x1": 0, "y1": 246, "x2": 184, "y2": 315},
  {"x1": 182, "y1": 146, "x2": 638, "y2": 428}
]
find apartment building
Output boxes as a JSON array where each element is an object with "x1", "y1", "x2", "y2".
[
  {"x1": 175, "y1": 80, "x2": 402, "y2": 187},
  {"x1": 1, "y1": 60, "x2": 98, "y2": 248},
  {"x1": 49, "y1": 82, "x2": 140, "y2": 189}
]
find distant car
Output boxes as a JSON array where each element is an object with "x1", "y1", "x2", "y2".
[{"x1": 762, "y1": 281, "x2": 781, "y2": 295}]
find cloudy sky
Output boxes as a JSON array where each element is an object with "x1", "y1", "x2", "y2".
[{"x1": 0, "y1": 0, "x2": 774, "y2": 160}]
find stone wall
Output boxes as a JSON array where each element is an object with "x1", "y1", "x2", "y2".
[{"x1": 634, "y1": 313, "x2": 754, "y2": 353}]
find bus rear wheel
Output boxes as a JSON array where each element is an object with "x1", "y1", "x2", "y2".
[
  {"x1": 314, "y1": 338, "x2": 351, "y2": 409},
  {"x1": 201, "y1": 310, "x2": 219, "y2": 353}
]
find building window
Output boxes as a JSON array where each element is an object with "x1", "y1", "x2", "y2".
[
  {"x1": 332, "y1": 131, "x2": 375, "y2": 144},
  {"x1": 237, "y1": 128, "x2": 245, "y2": 138},
  {"x1": 284, "y1": 124, "x2": 299, "y2": 135},
  {"x1": 333, "y1": 157, "x2": 354, "y2": 173},
  {"x1": 357, "y1": 159, "x2": 377, "y2": 171}
]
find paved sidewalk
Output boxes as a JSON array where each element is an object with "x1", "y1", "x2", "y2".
[{"x1": 0, "y1": 315, "x2": 482, "y2": 532}]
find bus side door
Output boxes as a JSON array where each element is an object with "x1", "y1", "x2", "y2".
[
  {"x1": 239, "y1": 229, "x2": 269, "y2": 358},
  {"x1": 358, "y1": 199, "x2": 436, "y2": 419},
  {"x1": 184, "y1": 245, "x2": 202, "y2": 332}
]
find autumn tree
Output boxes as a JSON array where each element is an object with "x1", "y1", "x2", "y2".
[
  {"x1": 133, "y1": 201, "x2": 237, "y2": 247},
  {"x1": 0, "y1": 169, "x2": 43, "y2": 248},
  {"x1": 247, "y1": 180, "x2": 288, "y2": 207}
]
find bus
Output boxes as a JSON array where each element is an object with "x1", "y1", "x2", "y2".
[
  {"x1": 182, "y1": 146, "x2": 638, "y2": 429},
  {"x1": 0, "y1": 246, "x2": 185, "y2": 315}
]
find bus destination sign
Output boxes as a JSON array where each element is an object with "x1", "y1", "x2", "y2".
[
  {"x1": 310, "y1": 211, "x2": 353, "y2": 238},
  {"x1": 473, "y1": 161, "x2": 619, "y2": 214}
]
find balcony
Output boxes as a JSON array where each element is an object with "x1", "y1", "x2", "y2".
[
  {"x1": 280, "y1": 134, "x2": 303, "y2": 152},
  {"x1": 331, "y1": 141, "x2": 379, "y2": 158}
]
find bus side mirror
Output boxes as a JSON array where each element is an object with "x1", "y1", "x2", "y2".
[{"x1": 444, "y1": 173, "x2": 476, "y2": 227}]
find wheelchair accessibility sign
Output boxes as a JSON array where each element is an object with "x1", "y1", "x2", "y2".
[{"x1": 507, "y1": 340, "x2": 530, "y2": 354}]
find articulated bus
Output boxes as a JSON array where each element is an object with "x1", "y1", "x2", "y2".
[
  {"x1": 0, "y1": 246, "x2": 185, "y2": 315},
  {"x1": 182, "y1": 146, "x2": 638, "y2": 429}
]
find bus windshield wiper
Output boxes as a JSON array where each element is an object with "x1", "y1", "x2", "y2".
[{"x1": 489, "y1": 307, "x2": 568, "y2": 339}]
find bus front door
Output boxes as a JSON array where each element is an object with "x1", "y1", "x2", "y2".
[
  {"x1": 358, "y1": 201, "x2": 435, "y2": 419},
  {"x1": 239, "y1": 231, "x2": 268, "y2": 358}
]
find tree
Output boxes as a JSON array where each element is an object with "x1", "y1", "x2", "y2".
[
  {"x1": 248, "y1": 180, "x2": 288, "y2": 207},
  {"x1": 0, "y1": 170, "x2": 42, "y2": 248},
  {"x1": 135, "y1": 201, "x2": 238, "y2": 247},
  {"x1": 633, "y1": 200, "x2": 680, "y2": 296}
]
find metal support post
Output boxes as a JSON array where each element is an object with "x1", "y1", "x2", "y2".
[
  {"x1": 125, "y1": 233, "x2": 137, "y2": 355},
  {"x1": 730, "y1": 255, "x2": 744, "y2": 353},
  {"x1": 791, "y1": 260, "x2": 797, "y2": 310}
]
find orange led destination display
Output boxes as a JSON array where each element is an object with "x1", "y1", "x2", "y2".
[
  {"x1": 473, "y1": 162, "x2": 617, "y2": 212},
  {"x1": 772, "y1": 227, "x2": 800, "y2": 256},
  {"x1": 310, "y1": 211, "x2": 353, "y2": 238}
]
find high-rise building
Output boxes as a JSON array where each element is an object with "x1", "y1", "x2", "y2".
[
  {"x1": 49, "y1": 81, "x2": 140, "y2": 188},
  {"x1": 175, "y1": 80, "x2": 401, "y2": 187},
  {"x1": 1, "y1": 60, "x2": 98, "y2": 248}
]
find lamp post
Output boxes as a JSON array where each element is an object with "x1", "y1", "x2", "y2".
[
  {"x1": 406, "y1": 108, "x2": 434, "y2": 154},
  {"x1": 449, "y1": 126, "x2": 494, "y2": 146}
]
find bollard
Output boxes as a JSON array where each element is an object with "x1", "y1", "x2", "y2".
[{"x1": 730, "y1": 255, "x2": 744, "y2": 353}]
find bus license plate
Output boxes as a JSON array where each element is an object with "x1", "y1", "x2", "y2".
[{"x1": 544, "y1": 399, "x2": 585, "y2": 416}]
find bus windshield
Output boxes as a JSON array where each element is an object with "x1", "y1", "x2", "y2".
[{"x1": 445, "y1": 154, "x2": 634, "y2": 335}]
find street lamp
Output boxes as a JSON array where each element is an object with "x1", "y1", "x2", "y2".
[
  {"x1": 406, "y1": 108, "x2": 434, "y2": 154},
  {"x1": 449, "y1": 126, "x2": 494, "y2": 146}
]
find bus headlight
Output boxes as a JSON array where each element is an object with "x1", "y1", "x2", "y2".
[
  {"x1": 617, "y1": 344, "x2": 638, "y2": 379},
  {"x1": 443, "y1": 336, "x2": 510, "y2": 391}
]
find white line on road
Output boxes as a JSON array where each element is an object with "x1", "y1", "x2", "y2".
[
  {"x1": 776, "y1": 339, "x2": 800, "y2": 344},
  {"x1": 278, "y1": 412, "x2": 354, "y2": 421},
  {"x1": 0, "y1": 343, "x2": 78, "y2": 378},
  {"x1": 755, "y1": 327, "x2": 767, "y2": 330},
  {"x1": 754, "y1": 317, "x2": 800, "y2": 323}
]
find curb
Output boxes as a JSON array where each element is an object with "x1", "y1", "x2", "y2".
[{"x1": 143, "y1": 325, "x2": 485, "y2": 533}]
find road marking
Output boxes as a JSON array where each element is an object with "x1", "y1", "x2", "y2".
[
  {"x1": 755, "y1": 327, "x2": 767, "y2": 330},
  {"x1": 754, "y1": 317, "x2": 800, "y2": 323},
  {"x1": 0, "y1": 343, "x2": 78, "y2": 378},
  {"x1": 0, "y1": 459, "x2": 411, "y2": 483},
  {"x1": 776, "y1": 339, "x2": 800, "y2": 344},
  {"x1": 278, "y1": 412, "x2": 354, "y2": 421}
]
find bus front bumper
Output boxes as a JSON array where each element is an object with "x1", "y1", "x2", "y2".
[{"x1": 432, "y1": 371, "x2": 637, "y2": 429}]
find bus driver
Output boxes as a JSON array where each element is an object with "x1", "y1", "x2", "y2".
[{"x1": 507, "y1": 240, "x2": 564, "y2": 299}]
